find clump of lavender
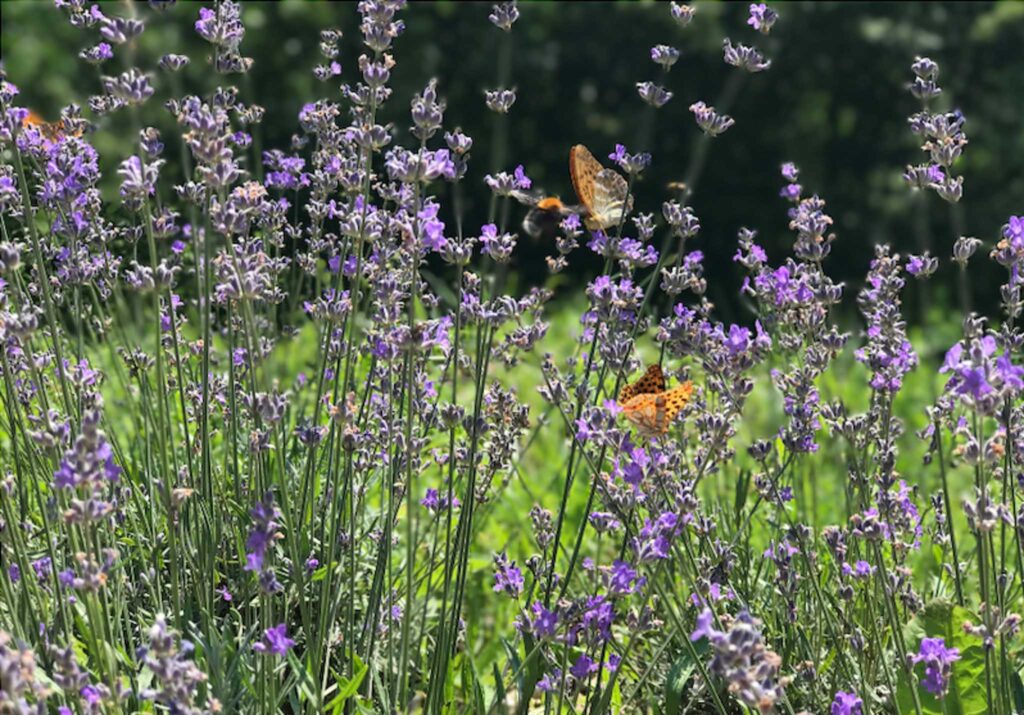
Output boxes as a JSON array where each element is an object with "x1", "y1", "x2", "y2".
[
  {"x1": 1, "y1": 3, "x2": 1022, "y2": 714},
  {"x1": 691, "y1": 609, "x2": 788, "y2": 712},
  {"x1": 138, "y1": 616, "x2": 217, "y2": 714},
  {"x1": 0, "y1": 631, "x2": 51, "y2": 712}
]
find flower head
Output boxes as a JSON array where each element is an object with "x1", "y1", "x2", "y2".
[
  {"x1": 747, "y1": 4, "x2": 778, "y2": 34},
  {"x1": 253, "y1": 624, "x2": 295, "y2": 656},
  {"x1": 723, "y1": 38, "x2": 771, "y2": 72},
  {"x1": 650, "y1": 44, "x2": 680, "y2": 70},
  {"x1": 637, "y1": 81, "x2": 673, "y2": 108},
  {"x1": 909, "y1": 637, "x2": 960, "y2": 698},
  {"x1": 489, "y1": 1, "x2": 519, "y2": 31},
  {"x1": 690, "y1": 101, "x2": 735, "y2": 136},
  {"x1": 831, "y1": 691, "x2": 863, "y2": 715}
]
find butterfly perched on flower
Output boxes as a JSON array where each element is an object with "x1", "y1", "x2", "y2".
[
  {"x1": 22, "y1": 109, "x2": 87, "y2": 142},
  {"x1": 618, "y1": 364, "x2": 694, "y2": 438},
  {"x1": 569, "y1": 144, "x2": 634, "y2": 231}
]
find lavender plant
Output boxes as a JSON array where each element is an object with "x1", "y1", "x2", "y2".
[{"x1": 0, "y1": 2, "x2": 1022, "y2": 714}]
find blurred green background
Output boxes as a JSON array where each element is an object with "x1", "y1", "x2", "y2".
[{"x1": 3, "y1": 0, "x2": 1023, "y2": 324}]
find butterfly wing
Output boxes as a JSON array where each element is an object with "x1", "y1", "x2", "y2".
[
  {"x1": 621, "y1": 393, "x2": 662, "y2": 437},
  {"x1": 661, "y1": 381, "x2": 694, "y2": 423},
  {"x1": 586, "y1": 168, "x2": 633, "y2": 230},
  {"x1": 23, "y1": 111, "x2": 57, "y2": 140},
  {"x1": 569, "y1": 144, "x2": 603, "y2": 215},
  {"x1": 23, "y1": 110, "x2": 47, "y2": 128},
  {"x1": 618, "y1": 364, "x2": 665, "y2": 403}
]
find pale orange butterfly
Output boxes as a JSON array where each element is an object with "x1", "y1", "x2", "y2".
[
  {"x1": 569, "y1": 144, "x2": 634, "y2": 232},
  {"x1": 618, "y1": 364, "x2": 694, "y2": 438},
  {"x1": 22, "y1": 110, "x2": 85, "y2": 142}
]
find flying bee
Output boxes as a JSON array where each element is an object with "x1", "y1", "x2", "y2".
[
  {"x1": 510, "y1": 189, "x2": 583, "y2": 241},
  {"x1": 667, "y1": 180, "x2": 690, "y2": 197}
]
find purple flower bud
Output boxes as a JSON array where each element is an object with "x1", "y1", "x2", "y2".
[
  {"x1": 118, "y1": 155, "x2": 162, "y2": 209},
  {"x1": 723, "y1": 38, "x2": 771, "y2": 72},
  {"x1": 650, "y1": 44, "x2": 680, "y2": 70},
  {"x1": 196, "y1": 2, "x2": 245, "y2": 50},
  {"x1": 411, "y1": 78, "x2": 445, "y2": 140},
  {"x1": 830, "y1": 691, "x2": 863, "y2": 715},
  {"x1": 909, "y1": 637, "x2": 960, "y2": 698},
  {"x1": 690, "y1": 101, "x2": 735, "y2": 137},
  {"x1": 313, "y1": 61, "x2": 342, "y2": 81},
  {"x1": 485, "y1": 88, "x2": 516, "y2": 114},
  {"x1": 488, "y1": 1, "x2": 519, "y2": 31},
  {"x1": 492, "y1": 552, "x2": 524, "y2": 597},
  {"x1": 608, "y1": 144, "x2": 651, "y2": 175},
  {"x1": 637, "y1": 81, "x2": 673, "y2": 108},
  {"x1": 102, "y1": 68, "x2": 154, "y2": 105},
  {"x1": 159, "y1": 53, "x2": 191, "y2": 72},
  {"x1": 79, "y1": 43, "x2": 113, "y2": 64},
  {"x1": 952, "y1": 235, "x2": 981, "y2": 267},
  {"x1": 905, "y1": 252, "x2": 938, "y2": 278},
  {"x1": 100, "y1": 15, "x2": 144, "y2": 45},
  {"x1": 670, "y1": 2, "x2": 696, "y2": 27},
  {"x1": 480, "y1": 223, "x2": 517, "y2": 263},
  {"x1": 747, "y1": 3, "x2": 778, "y2": 34},
  {"x1": 253, "y1": 623, "x2": 295, "y2": 656},
  {"x1": 513, "y1": 164, "x2": 532, "y2": 189}
]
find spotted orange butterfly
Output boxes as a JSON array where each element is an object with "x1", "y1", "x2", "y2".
[
  {"x1": 569, "y1": 144, "x2": 633, "y2": 231},
  {"x1": 618, "y1": 364, "x2": 694, "y2": 438}
]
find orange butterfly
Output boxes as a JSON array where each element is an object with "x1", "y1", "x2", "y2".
[
  {"x1": 618, "y1": 364, "x2": 694, "y2": 438},
  {"x1": 22, "y1": 110, "x2": 84, "y2": 142},
  {"x1": 569, "y1": 144, "x2": 634, "y2": 232}
]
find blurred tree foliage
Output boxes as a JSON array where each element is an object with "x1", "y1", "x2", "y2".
[{"x1": 3, "y1": 1, "x2": 1023, "y2": 324}]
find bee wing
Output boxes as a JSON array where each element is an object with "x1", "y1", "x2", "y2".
[{"x1": 509, "y1": 188, "x2": 545, "y2": 206}]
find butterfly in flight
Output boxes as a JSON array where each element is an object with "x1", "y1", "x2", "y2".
[
  {"x1": 618, "y1": 364, "x2": 694, "y2": 438},
  {"x1": 569, "y1": 144, "x2": 634, "y2": 232}
]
